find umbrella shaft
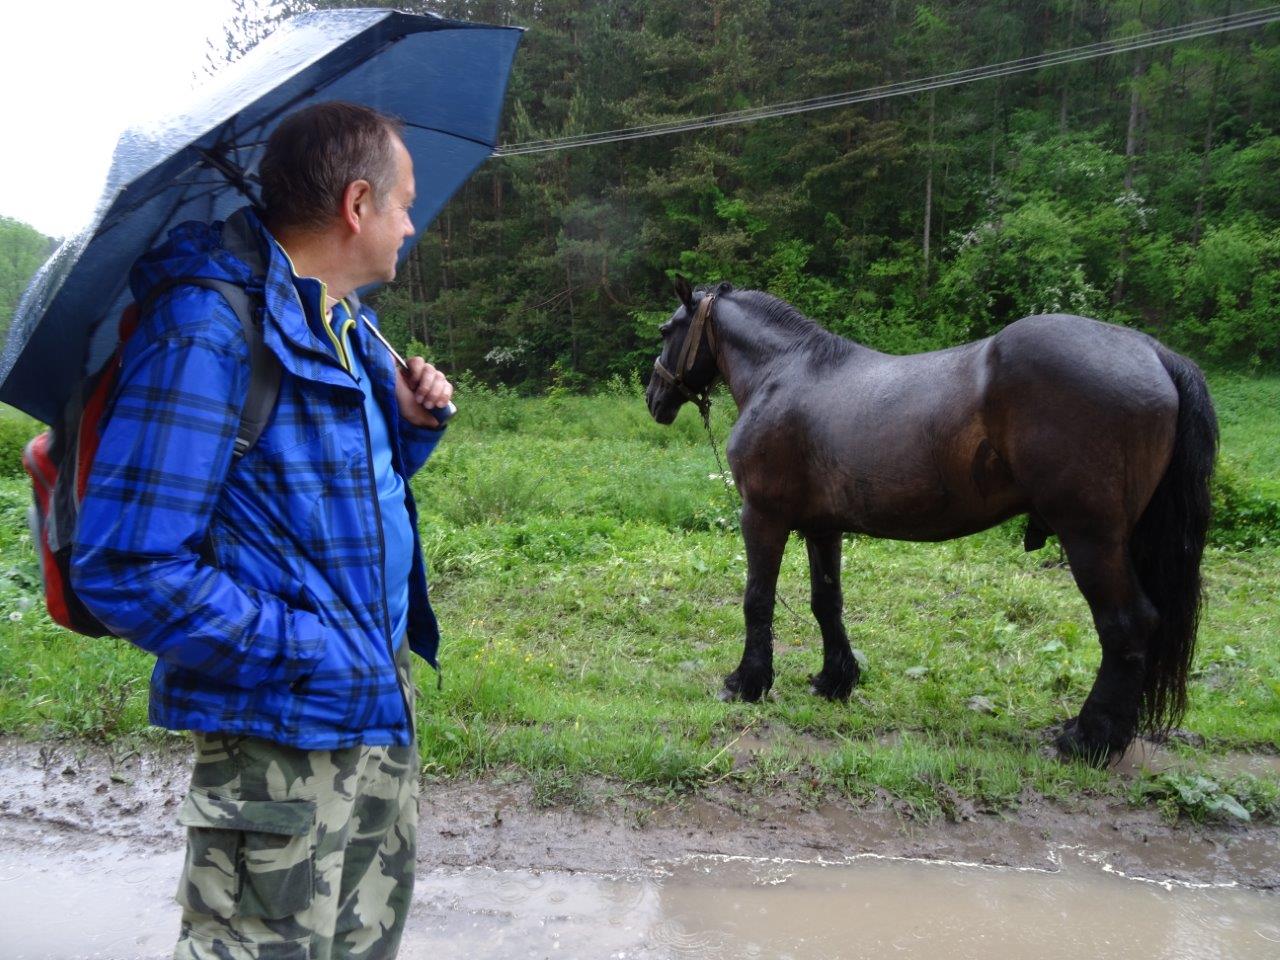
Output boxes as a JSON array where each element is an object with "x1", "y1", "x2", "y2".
[
  {"x1": 362, "y1": 316, "x2": 408, "y2": 370},
  {"x1": 361, "y1": 315, "x2": 456, "y2": 424}
]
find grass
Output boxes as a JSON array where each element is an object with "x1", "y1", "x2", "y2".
[
  {"x1": 0, "y1": 370, "x2": 1277, "y2": 822},
  {"x1": 1210, "y1": 371, "x2": 1280, "y2": 500}
]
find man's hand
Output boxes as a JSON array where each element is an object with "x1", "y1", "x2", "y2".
[{"x1": 396, "y1": 357, "x2": 453, "y2": 428}]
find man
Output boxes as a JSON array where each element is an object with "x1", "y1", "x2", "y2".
[{"x1": 71, "y1": 101, "x2": 450, "y2": 959}]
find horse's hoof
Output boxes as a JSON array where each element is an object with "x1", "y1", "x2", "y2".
[
  {"x1": 1054, "y1": 717, "x2": 1120, "y2": 768},
  {"x1": 722, "y1": 667, "x2": 771, "y2": 703},
  {"x1": 808, "y1": 671, "x2": 856, "y2": 702},
  {"x1": 720, "y1": 686, "x2": 767, "y2": 702},
  {"x1": 720, "y1": 671, "x2": 743, "y2": 701}
]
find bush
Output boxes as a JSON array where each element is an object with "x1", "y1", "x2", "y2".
[
  {"x1": 451, "y1": 373, "x2": 527, "y2": 433},
  {"x1": 0, "y1": 411, "x2": 37, "y2": 479},
  {"x1": 1174, "y1": 221, "x2": 1280, "y2": 364},
  {"x1": 934, "y1": 197, "x2": 1112, "y2": 338},
  {"x1": 1210, "y1": 458, "x2": 1280, "y2": 549}
]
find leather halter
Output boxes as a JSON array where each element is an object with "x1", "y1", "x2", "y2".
[{"x1": 651, "y1": 294, "x2": 718, "y2": 416}]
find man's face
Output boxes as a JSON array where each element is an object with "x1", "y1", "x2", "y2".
[{"x1": 359, "y1": 135, "x2": 416, "y2": 285}]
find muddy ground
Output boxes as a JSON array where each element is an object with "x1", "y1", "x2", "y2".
[{"x1": 1, "y1": 737, "x2": 1277, "y2": 890}]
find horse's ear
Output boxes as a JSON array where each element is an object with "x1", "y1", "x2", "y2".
[{"x1": 673, "y1": 274, "x2": 694, "y2": 310}]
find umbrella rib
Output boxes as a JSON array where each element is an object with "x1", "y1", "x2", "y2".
[
  {"x1": 94, "y1": 158, "x2": 206, "y2": 238},
  {"x1": 171, "y1": 184, "x2": 227, "y2": 208},
  {"x1": 196, "y1": 147, "x2": 262, "y2": 206},
  {"x1": 120, "y1": 168, "x2": 252, "y2": 312},
  {"x1": 133, "y1": 177, "x2": 218, "y2": 270},
  {"x1": 400, "y1": 120, "x2": 497, "y2": 152},
  {"x1": 95, "y1": 176, "x2": 228, "y2": 241}
]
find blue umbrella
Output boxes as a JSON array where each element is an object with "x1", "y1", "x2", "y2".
[{"x1": 0, "y1": 8, "x2": 523, "y2": 425}]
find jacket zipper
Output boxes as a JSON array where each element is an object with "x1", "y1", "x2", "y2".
[{"x1": 357, "y1": 381, "x2": 413, "y2": 739}]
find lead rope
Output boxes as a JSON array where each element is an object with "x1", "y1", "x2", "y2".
[{"x1": 699, "y1": 395, "x2": 736, "y2": 521}]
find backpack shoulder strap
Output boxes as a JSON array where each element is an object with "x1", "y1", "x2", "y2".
[{"x1": 139, "y1": 277, "x2": 281, "y2": 460}]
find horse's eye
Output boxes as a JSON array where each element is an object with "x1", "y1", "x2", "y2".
[{"x1": 659, "y1": 322, "x2": 674, "y2": 336}]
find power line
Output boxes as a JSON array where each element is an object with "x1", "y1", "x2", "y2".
[{"x1": 495, "y1": 6, "x2": 1280, "y2": 156}]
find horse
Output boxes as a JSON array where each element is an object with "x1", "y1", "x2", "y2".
[{"x1": 645, "y1": 277, "x2": 1217, "y2": 765}]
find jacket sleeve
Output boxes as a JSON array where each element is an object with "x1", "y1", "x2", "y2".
[
  {"x1": 397, "y1": 419, "x2": 446, "y2": 478},
  {"x1": 70, "y1": 289, "x2": 325, "y2": 689}
]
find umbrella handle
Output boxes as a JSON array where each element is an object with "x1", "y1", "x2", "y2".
[
  {"x1": 429, "y1": 401, "x2": 458, "y2": 425},
  {"x1": 362, "y1": 316, "x2": 457, "y2": 425}
]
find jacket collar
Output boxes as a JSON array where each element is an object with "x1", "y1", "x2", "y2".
[{"x1": 223, "y1": 208, "x2": 362, "y2": 395}]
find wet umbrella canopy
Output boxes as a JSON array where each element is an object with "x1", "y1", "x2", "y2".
[{"x1": 0, "y1": 8, "x2": 522, "y2": 425}]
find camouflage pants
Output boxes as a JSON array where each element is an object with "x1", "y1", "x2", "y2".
[{"x1": 174, "y1": 645, "x2": 418, "y2": 960}]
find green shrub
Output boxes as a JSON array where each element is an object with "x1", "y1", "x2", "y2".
[
  {"x1": 1131, "y1": 770, "x2": 1279, "y2": 824},
  {"x1": 0, "y1": 410, "x2": 37, "y2": 479},
  {"x1": 1210, "y1": 458, "x2": 1280, "y2": 549},
  {"x1": 1174, "y1": 221, "x2": 1280, "y2": 364},
  {"x1": 447, "y1": 372, "x2": 526, "y2": 433}
]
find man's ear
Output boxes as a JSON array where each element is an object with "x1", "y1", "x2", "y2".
[
  {"x1": 341, "y1": 179, "x2": 374, "y2": 233},
  {"x1": 673, "y1": 274, "x2": 694, "y2": 310}
]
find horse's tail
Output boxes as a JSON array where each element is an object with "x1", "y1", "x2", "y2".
[{"x1": 1130, "y1": 346, "x2": 1218, "y2": 733}]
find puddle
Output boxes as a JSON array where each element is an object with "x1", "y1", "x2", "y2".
[
  {"x1": 1112, "y1": 740, "x2": 1280, "y2": 780},
  {"x1": 650, "y1": 856, "x2": 1280, "y2": 960},
  {"x1": 2, "y1": 841, "x2": 1277, "y2": 960},
  {"x1": 726, "y1": 722, "x2": 833, "y2": 765}
]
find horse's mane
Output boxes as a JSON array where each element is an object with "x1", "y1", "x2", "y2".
[{"x1": 726, "y1": 288, "x2": 858, "y2": 370}]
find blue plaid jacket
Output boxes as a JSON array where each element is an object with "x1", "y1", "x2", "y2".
[{"x1": 71, "y1": 207, "x2": 444, "y2": 749}]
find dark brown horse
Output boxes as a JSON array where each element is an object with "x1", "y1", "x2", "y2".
[{"x1": 645, "y1": 278, "x2": 1217, "y2": 764}]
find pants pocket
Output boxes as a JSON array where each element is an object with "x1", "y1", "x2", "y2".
[{"x1": 176, "y1": 789, "x2": 317, "y2": 921}]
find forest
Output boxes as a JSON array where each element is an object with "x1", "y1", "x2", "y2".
[{"x1": 359, "y1": 0, "x2": 1280, "y2": 388}]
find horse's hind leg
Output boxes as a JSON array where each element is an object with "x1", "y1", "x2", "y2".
[
  {"x1": 722, "y1": 505, "x2": 788, "y2": 702},
  {"x1": 1055, "y1": 534, "x2": 1159, "y2": 765},
  {"x1": 805, "y1": 531, "x2": 859, "y2": 700}
]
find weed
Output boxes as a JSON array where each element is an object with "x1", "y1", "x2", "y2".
[
  {"x1": 1130, "y1": 771, "x2": 1265, "y2": 823},
  {"x1": 529, "y1": 767, "x2": 592, "y2": 810}
]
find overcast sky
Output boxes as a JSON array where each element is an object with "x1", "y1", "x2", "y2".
[{"x1": 0, "y1": 0, "x2": 238, "y2": 238}]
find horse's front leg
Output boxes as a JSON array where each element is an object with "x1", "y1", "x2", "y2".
[
  {"x1": 805, "y1": 531, "x2": 859, "y2": 700},
  {"x1": 722, "y1": 505, "x2": 789, "y2": 702}
]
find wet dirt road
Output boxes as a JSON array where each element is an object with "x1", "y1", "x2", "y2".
[
  {"x1": 4, "y1": 838, "x2": 1279, "y2": 959},
  {"x1": 2, "y1": 738, "x2": 1278, "y2": 959}
]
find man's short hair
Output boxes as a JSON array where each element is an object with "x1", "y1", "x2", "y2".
[{"x1": 258, "y1": 101, "x2": 405, "y2": 232}]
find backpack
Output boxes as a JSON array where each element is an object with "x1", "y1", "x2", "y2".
[{"x1": 22, "y1": 277, "x2": 282, "y2": 637}]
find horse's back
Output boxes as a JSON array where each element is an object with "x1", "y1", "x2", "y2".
[
  {"x1": 987, "y1": 314, "x2": 1176, "y2": 411},
  {"x1": 746, "y1": 341, "x2": 1009, "y2": 538}
]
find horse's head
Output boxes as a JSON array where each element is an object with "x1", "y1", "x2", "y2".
[{"x1": 645, "y1": 275, "x2": 724, "y2": 424}]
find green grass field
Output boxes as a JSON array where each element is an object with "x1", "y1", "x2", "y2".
[{"x1": 0, "y1": 371, "x2": 1277, "y2": 822}]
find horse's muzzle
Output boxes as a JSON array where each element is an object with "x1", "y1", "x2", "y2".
[{"x1": 645, "y1": 376, "x2": 680, "y2": 425}]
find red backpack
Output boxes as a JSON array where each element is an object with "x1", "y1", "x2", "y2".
[{"x1": 23, "y1": 277, "x2": 280, "y2": 636}]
